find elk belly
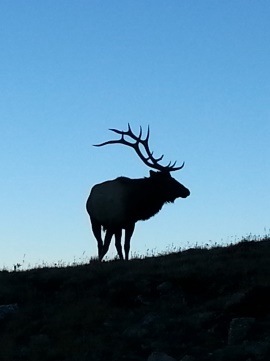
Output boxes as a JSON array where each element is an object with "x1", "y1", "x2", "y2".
[{"x1": 88, "y1": 179, "x2": 128, "y2": 228}]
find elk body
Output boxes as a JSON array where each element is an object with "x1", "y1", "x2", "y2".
[{"x1": 86, "y1": 125, "x2": 190, "y2": 261}]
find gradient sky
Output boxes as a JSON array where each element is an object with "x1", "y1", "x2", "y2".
[{"x1": 1, "y1": 1, "x2": 269, "y2": 269}]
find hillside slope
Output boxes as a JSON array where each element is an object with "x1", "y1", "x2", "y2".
[{"x1": 0, "y1": 238, "x2": 270, "y2": 361}]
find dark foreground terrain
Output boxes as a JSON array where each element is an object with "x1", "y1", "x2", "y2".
[{"x1": 0, "y1": 237, "x2": 270, "y2": 361}]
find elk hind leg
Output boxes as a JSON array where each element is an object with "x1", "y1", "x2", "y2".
[
  {"x1": 90, "y1": 216, "x2": 103, "y2": 260},
  {"x1": 124, "y1": 223, "x2": 135, "y2": 260},
  {"x1": 101, "y1": 228, "x2": 114, "y2": 260}
]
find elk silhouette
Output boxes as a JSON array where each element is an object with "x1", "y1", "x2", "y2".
[{"x1": 86, "y1": 125, "x2": 190, "y2": 261}]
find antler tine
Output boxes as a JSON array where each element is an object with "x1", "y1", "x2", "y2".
[
  {"x1": 109, "y1": 128, "x2": 125, "y2": 135},
  {"x1": 93, "y1": 139, "x2": 123, "y2": 147},
  {"x1": 109, "y1": 124, "x2": 136, "y2": 138},
  {"x1": 145, "y1": 125, "x2": 150, "y2": 142},
  {"x1": 165, "y1": 160, "x2": 176, "y2": 169},
  {"x1": 151, "y1": 153, "x2": 164, "y2": 162},
  {"x1": 168, "y1": 161, "x2": 185, "y2": 171},
  {"x1": 138, "y1": 126, "x2": 142, "y2": 140}
]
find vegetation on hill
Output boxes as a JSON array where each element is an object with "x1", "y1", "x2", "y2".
[{"x1": 0, "y1": 236, "x2": 270, "y2": 361}]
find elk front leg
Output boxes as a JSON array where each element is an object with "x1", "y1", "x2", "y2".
[{"x1": 114, "y1": 228, "x2": 123, "y2": 260}]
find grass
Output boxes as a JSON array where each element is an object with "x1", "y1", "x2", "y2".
[{"x1": 0, "y1": 235, "x2": 270, "y2": 360}]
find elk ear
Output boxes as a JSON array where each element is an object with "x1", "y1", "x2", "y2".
[{"x1": 149, "y1": 170, "x2": 156, "y2": 177}]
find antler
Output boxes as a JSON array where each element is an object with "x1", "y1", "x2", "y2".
[{"x1": 94, "y1": 124, "x2": 184, "y2": 172}]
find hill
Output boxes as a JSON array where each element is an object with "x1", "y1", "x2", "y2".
[{"x1": 0, "y1": 237, "x2": 270, "y2": 361}]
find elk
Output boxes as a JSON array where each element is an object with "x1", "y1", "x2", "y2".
[{"x1": 86, "y1": 124, "x2": 190, "y2": 261}]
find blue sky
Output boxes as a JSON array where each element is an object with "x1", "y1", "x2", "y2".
[{"x1": 1, "y1": 1, "x2": 269, "y2": 268}]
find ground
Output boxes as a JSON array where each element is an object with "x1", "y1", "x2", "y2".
[{"x1": 0, "y1": 237, "x2": 270, "y2": 361}]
